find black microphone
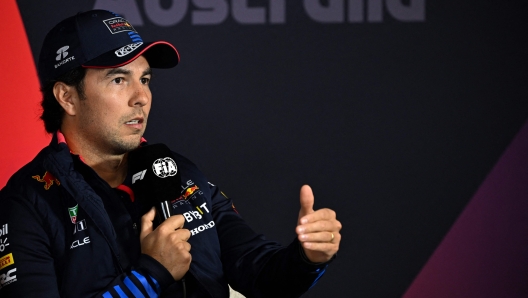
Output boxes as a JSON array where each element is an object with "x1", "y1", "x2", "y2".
[{"x1": 128, "y1": 143, "x2": 182, "y2": 227}]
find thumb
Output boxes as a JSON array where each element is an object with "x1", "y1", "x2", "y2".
[
  {"x1": 140, "y1": 207, "x2": 156, "y2": 241},
  {"x1": 298, "y1": 185, "x2": 315, "y2": 224}
]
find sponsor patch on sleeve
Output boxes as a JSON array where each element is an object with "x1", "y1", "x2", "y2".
[
  {"x1": 0, "y1": 253, "x2": 14, "y2": 271},
  {"x1": 0, "y1": 267, "x2": 17, "y2": 289}
]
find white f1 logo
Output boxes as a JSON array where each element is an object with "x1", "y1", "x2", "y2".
[{"x1": 132, "y1": 170, "x2": 146, "y2": 184}]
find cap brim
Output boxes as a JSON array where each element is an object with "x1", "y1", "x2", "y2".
[{"x1": 82, "y1": 41, "x2": 179, "y2": 69}]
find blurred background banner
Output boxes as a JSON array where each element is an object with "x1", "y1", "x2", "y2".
[
  {"x1": 2, "y1": 0, "x2": 527, "y2": 296},
  {"x1": 0, "y1": 0, "x2": 50, "y2": 184}
]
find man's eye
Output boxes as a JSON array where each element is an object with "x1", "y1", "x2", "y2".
[
  {"x1": 113, "y1": 77, "x2": 123, "y2": 84},
  {"x1": 141, "y1": 78, "x2": 150, "y2": 84}
]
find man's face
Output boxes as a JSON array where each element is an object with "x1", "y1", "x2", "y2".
[{"x1": 74, "y1": 55, "x2": 152, "y2": 155}]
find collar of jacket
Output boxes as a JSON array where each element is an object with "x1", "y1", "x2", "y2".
[{"x1": 43, "y1": 132, "x2": 125, "y2": 273}]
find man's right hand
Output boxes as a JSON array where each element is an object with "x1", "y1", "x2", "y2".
[{"x1": 140, "y1": 207, "x2": 192, "y2": 280}]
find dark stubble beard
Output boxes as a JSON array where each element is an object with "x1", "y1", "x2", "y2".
[
  {"x1": 77, "y1": 96, "x2": 148, "y2": 155},
  {"x1": 111, "y1": 127, "x2": 146, "y2": 155},
  {"x1": 101, "y1": 112, "x2": 148, "y2": 155}
]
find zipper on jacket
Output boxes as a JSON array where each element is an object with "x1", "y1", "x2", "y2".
[{"x1": 182, "y1": 277, "x2": 186, "y2": 298}]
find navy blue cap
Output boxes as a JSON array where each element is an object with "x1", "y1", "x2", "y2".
[{"x1": 37, "y1": 10, "x2": 179, "y2": 86}]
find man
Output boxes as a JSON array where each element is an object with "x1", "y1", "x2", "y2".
[{"x1": 0, "y1": 10, "x2": 341, "y2": 297}]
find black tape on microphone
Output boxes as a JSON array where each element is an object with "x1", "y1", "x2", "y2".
[{"x1": 128, "y1": 143, "x2": 182, "y2": 227}]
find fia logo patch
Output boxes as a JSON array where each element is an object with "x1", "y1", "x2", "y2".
[{"x1": 152, "y1": 157, "x2": 178, "y2": 178}]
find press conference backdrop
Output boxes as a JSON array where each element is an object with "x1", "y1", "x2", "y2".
[{"x1": 1, "y1": 0, "x2": 527, "y2": 297}]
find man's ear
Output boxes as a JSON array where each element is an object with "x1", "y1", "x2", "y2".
[{"x1": 53, "y1": 82, "x2": 78, "y2": 116}]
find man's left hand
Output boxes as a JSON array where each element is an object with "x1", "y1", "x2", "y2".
[{"x1": 296, "y1": 185, "x2": 342, "y2": 263}]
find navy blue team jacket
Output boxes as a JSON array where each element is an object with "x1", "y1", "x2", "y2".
[{"x1": 0, "y1": 133, "x2": 330, "y2": 297}]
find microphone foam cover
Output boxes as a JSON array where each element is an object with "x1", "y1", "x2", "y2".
[{"x1": 128, "y1": 143, "x2": 182, "y2": 204}]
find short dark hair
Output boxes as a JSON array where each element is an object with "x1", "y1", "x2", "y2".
[{"x1": 40, "y1": 67, "x2": 87, "y2": 133}]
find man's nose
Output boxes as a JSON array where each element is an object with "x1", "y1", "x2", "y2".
[{"x1": 130, "y1": 80, "x2": 150, "y2": 107}]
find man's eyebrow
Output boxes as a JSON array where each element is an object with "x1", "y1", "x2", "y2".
[
  {"x1": 142, "y1": 68, "x2": 152, "y2": 77},
  {"x1": 104, "y1": 68, "x2": 130, "y2": 77},
  {"x1": 102, "y1": 67, "x2": 152, "y2": 78}
]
